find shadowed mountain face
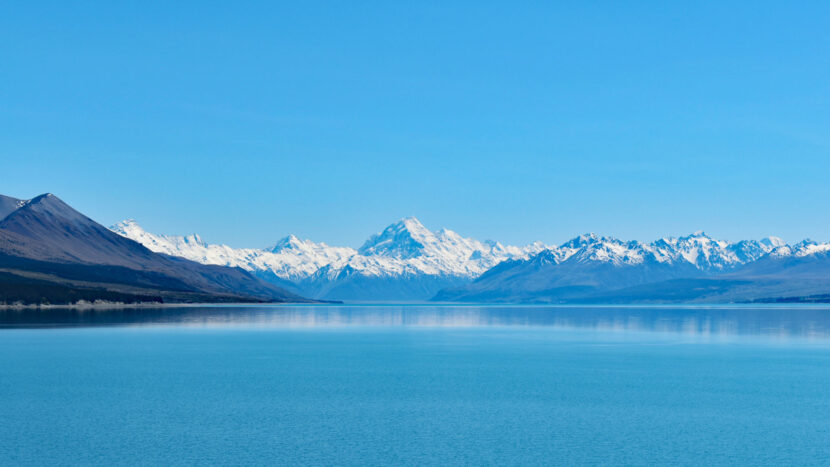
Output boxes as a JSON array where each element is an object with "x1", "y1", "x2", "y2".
[
  {"x1": 112, "y1": 216, "x2": 547, "y2": 301},
  {"x1": 434, "y1": 251, "x2": 703, "y2": 303},
  {"x1": 1, "y1": 194, "x2": 171, "y2": 267},
  {"x1": 357, "y1": 217, "x2": 433, "y2": 259},
  {"x1": 433, "y1": 241, "x2": 830, "y2": 304},
  {"x1": 0, "y1": 195, "x2": 22, "y2": 221},
  {"x1": 115, "y1": 213, "x2": 830, "y2": 303},
  {"x1": 0, "y1": 194, "x2": 308, "y2": 305}
]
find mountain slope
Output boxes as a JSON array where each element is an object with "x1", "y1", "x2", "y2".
[
  {"x1": 578, "y1": 250, "x2": 830, "y2": 304},
  {"x1": 0, "y1": 195, "x2": 23, "y2": 221},
  {"x1": 111, "y1": 215, "x2": 830, "y2": 304},
  {"x1": 0, "y1": 194, "x2": 308, "y2": 305},
  {"x1": 112, "y1": 217, "x2": 547, "y2": 301},
  {"x1": 434, "y1": 233, "x2": 830, "y2": 303}
]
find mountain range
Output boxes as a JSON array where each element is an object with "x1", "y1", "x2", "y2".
[
  {"x1": 111, "y1": 217, "x2": 547, "y2": 301},
  {"x1": 3, "y1": 191, "x2": 828, "y2": 305},
  {"x1": 435, "y1": 233, "x2": 830, "y2": 303},
  {"x1": 0, "y1": 193, "x2": 306, "y2": 305},
  {"x1": 112, "y1": 219, "x2": 830, "y2": 303}
]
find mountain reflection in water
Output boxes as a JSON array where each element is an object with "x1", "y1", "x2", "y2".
[{"x1": 2, "y1": 304, "x2": 830, "y2": 341}]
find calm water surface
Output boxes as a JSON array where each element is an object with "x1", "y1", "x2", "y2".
[{"x1": 2, "y1": 305, "x2": 830, "y2": 465}]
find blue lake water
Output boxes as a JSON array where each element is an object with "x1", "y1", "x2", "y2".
[{"x1": 2, "y1": 304, "x2": 830, "y2": 465}]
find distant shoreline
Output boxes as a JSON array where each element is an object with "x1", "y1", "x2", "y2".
[
  {"x1": 4, "y1": 301, "x2": 830, "y2": 311},
  {"x1": 0, "y1": 300, "x2": 320, "y2": 310}
]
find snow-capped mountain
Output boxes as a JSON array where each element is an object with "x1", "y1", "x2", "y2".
[
  {"x1": 112, "y1": 219, "x2": 356, "y2": 283},
  {"x1": 111, "y1": 217, "x2": 547, "y2": 300},
  {"x1": 769, "y1": 239, "x2": 830, "y2": 258},
  {"x1": 540, "y1": 231, "x2": 786, "y2": 270},
  {"x1": 0, "y1": 193, "x2": 302, "y2": 305},
  {"x1": 112, "y1": 218, "x2": 830, "y2": 303},
  {"x1": 434, "y1": 232, "x2": 830, "y2": 303}
]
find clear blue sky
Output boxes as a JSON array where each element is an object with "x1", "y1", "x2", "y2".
[{"x1": 2, "y1": 1, "x2": 829, "y2": 247}]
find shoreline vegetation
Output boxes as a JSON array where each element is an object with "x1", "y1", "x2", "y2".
[
  {"x1": 0, "y1": 300, "x2": 338, "y2": 310},
  {"x1": 0, "y1": 300, "x2": 171, "y2": 310},
  {"x1": 0, "y1": 300, "x2": 315, "y2": 310}
]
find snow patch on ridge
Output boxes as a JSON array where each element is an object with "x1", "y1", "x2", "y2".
[
  {"x1": 111, "y1": 218, "x2": 830, "y2": 294},
  {"x1": 110, "y1": 217, "x2": 547, "y2": 283}
]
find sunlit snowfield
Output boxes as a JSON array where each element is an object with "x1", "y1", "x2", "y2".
[{"x1": 2, "y1": 305, "x2": 830, "y2": 465}]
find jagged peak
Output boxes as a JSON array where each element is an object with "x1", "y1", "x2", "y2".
[
  {"x1": 653, "y1": 236, "x2": 677, "y2": 246},
  {"x1": 760, "y1": 236, "x2": 785, "y2": 248},
  {"x1": 399, "y1": 215, "x2": 423, "y2": 226},
  {"x1": 107, "y1": 210, "x2": 830, "y2": 288},
  {"x1": 769, "y1": 245, "x2": 794, "y2": 257},
  {"x1": 678, "y1": 231, "x2": 714, "y2": 241},
  {"x1": 110, "y1": 220, "x2": 155, "y2": 238},
  {"x1": 112, "y1": 218, "x2": 142, "y2": 230},
  {"x1": 559, "y1": 233, "x2": 633, "y2": 252},
  {"x1": 560, "y1": 232, "x2": 602, "y2": 248},
  {"x1": 279, "y1": 233, "x2": 301, "y2": 243},
  {"x1": 183, "y1": 233, "x2": 205, "y2": 245},
  {"x1": 358, "y1": 217, "x2": 437, "y2": 258},
  {"x1": 271, "y1": 234, "x2": 305, "y2": 252},
  {"x1": 110, "y1": 219, "x2": 207, "y2": 248},
  {"x1": 527, "y1": 248, "x2": 564, "y2": 267},
  {"x1": 386, "y1": 216, "x2": 432, "y2": 237},
  {"x1": 795, "y1": 238, "x2": 817, "y2": 247}
]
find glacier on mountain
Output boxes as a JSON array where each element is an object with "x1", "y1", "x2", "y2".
[
  {"x1": 111, "y1": 217, "x2": 547, "y2": 300},
  {"x1": 433, "y1": 232, "x2": 830, "y2": 303},
  {"x1": 111, "y1": 218, "x2": 829, "y2": 302}
]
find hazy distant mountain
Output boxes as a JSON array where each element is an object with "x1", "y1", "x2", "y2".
[
  {"x1": 111, "y1": 215, "x2": 830, "y2": 304},
  {"x1": 434, "y1": 232, "x2": 830, "y2": 303},
  {"x1": 112, "y1": 217, "x2": 547, "y2": 301},
  {"x1": 0, "y1": 193, "x2": 306, "y2": 305}
]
